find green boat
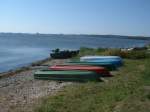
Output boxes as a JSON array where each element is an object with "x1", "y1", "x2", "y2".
[
  {"x1": 34, "y1": 70, "x2": 100, "y2": 81},
  {"x1": 67, "y1": 61, "x2": 117, "y2": 71}
]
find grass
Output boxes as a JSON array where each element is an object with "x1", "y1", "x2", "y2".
[
  {"x1": 78, "y1": 47, "x2": 150, "y2": 59},
  {"x1": 35, "y1": 48, "x2": 150, "y2": 112},
  {"x1": 76, "y1": 47, "x2": 107, "y2": 57}
]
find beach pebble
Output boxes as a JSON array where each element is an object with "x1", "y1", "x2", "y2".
[{"x1": 0, "y1": 59, "x2": 72, "y2": 112}]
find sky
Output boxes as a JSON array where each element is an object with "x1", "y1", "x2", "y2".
[{"x1": 0, "y1": 0, "x2": 150, "y2": 36}]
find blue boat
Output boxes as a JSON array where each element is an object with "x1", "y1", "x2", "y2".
[
  {"x1": 84, "y1": 59, "x2": 123, "y2": 67},
  {"x1": 80, "y1": 56, "x2": 123, "y2": 67},
  {"x1": 80, "y1": 56, "x2": 122, "y2": 61}
]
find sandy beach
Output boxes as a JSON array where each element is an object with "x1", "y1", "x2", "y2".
[{"x1": 0, "y1": 59, "x2": 72, "y2": 112}]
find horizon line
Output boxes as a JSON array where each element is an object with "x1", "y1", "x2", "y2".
[{"x1": 0, "y1": 32, "x2": 150, "y2": 38}]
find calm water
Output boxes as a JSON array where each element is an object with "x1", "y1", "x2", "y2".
[{"x1": 0, "y1": 34, "x2": 149, "y2": 73}]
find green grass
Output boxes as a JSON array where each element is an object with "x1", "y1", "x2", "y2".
[
  {"x1": 76, "y1": 47, "x2": 150, "y2": 59},
  {"x1": 35, "y1": 49, "x2": 150, "y2": 112},
  {"x1": 77, "y1": 47, "x2": 107, "y2": 57}
]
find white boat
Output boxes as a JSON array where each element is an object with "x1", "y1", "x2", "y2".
[{"x1": 80, "y1": 56, "x2": 122, "y2": 61}]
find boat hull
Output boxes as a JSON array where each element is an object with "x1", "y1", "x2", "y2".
[
  {"x1": 80, "y1": 56, "x2": 122, "y2": 61},
  {"x1": 67, "y1": 61, "x2": 117, "y2": 71},
  {"x1": 83, "y1": 60, "x2": 123, "y2": 67},
  {"x1": 34, "y1": 70, "x2": 100, "y2": 81},
  {"x1": 80, "y1": 56, "x2": 123, "y2": 67},
  {"x1": 49, "y1": 65, "x2": 111, "y2": 76}
]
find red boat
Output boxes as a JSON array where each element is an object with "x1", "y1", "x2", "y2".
[{"x1": 49, "y1": 65, "x2": 112, "y2": 76}]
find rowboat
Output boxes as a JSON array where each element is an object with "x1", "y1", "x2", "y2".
[
  {"x1": 80, "y1": 56, "x2": 123, "y2": 67},
  {"x1": 80, "y1": 56, "x2": 122, "y2": 61},
  {"x1": 34, "y1": 70, "x2": 100, "y2": 81},
  {"x1": 83, "y1": 59, "x2": 122, "y2": 67},
  {"x1": 67, "y1": 61, "x2": 117, "y2": 71},
  {"x1": 49, "y1": 65, "x2": 111, "y2": 76}
]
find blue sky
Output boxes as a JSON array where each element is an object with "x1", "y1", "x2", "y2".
[{"x1": 0, "y1": 0, "x2": 150, "y2": 36}]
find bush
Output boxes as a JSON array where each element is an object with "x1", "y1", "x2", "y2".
[
  {"x1": 51, "y1": 49, "x2": 79, "y2": 59},
  {"x1": 124, "y1": 50, "x2": 148, "y2": 59},
  {"x1": 103, "y1": 49, "x2": 149, "y2": 59},
  {"x1": 78, "y1": 47, "x2": 150, "y2": 59},
  {"x1": 79, "y1": 47, "x2": 107, "y2": 57}
]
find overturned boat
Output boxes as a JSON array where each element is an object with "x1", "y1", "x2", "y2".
[
  {"x1": 34, "y1": 70, "x2": 100, "y2": 82},
  {"x1": 49, "y1": 65, "x2": 111, "y2": 76}
]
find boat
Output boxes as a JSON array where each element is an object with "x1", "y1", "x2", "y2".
[
  {"x1": 82, "y1": 59, "x2": 123, "y2": 67},
  {"x1": 80, "y1": 56, "x2": 122, "y2": 61},
  {"x1": 34, "y1": 70, "x2": 100, "y2": 81},
  {"x1": 80, "y1": 56, "x2": 123, "y2": 67},
  {"x1": 49, "y1": 65, "x2": 111, "y2": 76},
  {"x1": 67, "y1": 61, "x2": 117, "y2": 71}
]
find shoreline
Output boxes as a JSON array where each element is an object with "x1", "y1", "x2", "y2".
[
  {"x1": 1, "y1": 44, "x2": 149, "y2": 79},
  {"x1": 0, "y1": 58, "x2": 71, "y2": 112},
  {"x1": 0, "y1": 57, "x2": 51, "y2": 79},
  {"x1": 0, "y1": 47, "x2": 149, "y2": 112}
]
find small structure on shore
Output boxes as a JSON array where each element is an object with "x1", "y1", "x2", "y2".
[{"x1": 121, "y1": 46, "x2": 148, "y2": 51}]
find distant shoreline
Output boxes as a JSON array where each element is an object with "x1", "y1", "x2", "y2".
[{"x1": 0, "y1": 32, "x2": 150, "y2": 40}]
